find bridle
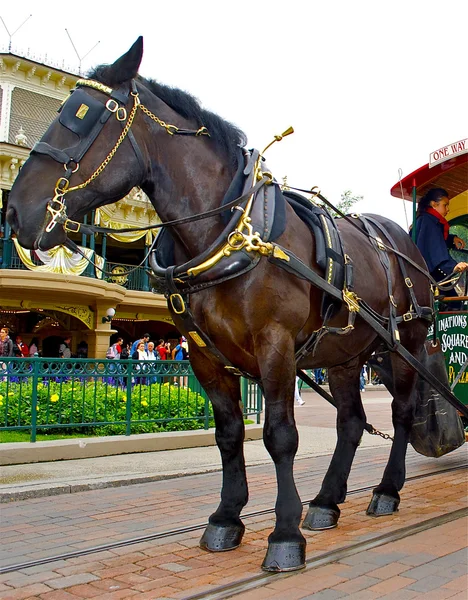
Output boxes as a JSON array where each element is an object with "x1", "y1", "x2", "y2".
[{"x1": 32, "y1": 78, "x2": 210, "y2": 245}]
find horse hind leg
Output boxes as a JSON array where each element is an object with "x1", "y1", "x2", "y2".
[
  {"x1": 367, "y1": 349, "x2": 419, "y2": 517},
  {"x1": 303, "y1": 359, "x2": 366, "y2": 531}
]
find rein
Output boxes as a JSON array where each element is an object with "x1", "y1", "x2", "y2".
[
  {"x1": 63, "y1": 175, "x2": 271, "y2": 278},
  {"x1": 284, "y1": 183, "x2": 462, "y2": 292}
]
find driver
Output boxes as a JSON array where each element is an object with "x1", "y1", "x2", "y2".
[{"x1": 415, "y1": 188, "x2": 467, "y2": 307}]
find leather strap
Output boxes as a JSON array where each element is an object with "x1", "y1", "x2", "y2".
[{"x1": 270, "y1": 246, "x2": 468, "y2": 418}]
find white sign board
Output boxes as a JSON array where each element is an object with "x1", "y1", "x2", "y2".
[{"x1": 429, "y1": 138, "x2": 468, "y2": 168}]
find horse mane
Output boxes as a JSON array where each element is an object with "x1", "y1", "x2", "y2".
[{"x1": 87, "y1": 65, "x2": 247, "y2": 167}]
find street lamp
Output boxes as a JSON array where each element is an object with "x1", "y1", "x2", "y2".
[{"x1": 102, "y1": 307, "x2": 116, "y2": 323}]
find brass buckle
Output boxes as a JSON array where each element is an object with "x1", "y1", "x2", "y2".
[
  {"x1": 403, "y1": 312, "x2": 413, "y2": 322},
  {"x1": 375, "y1": 237, "x2": 386, "y2": 250},
  {"x1": 225, "y1": 366, "x2": 243, "y2": 376},
  {"x1": 116, "y1": 107, "x2": 127, "y2": 121},
  {"x1": 169, "y1": 293, "x2": 186, "y2": 315},
  {"x1": 55, "y1": 177, "x2": 70, "y2": 193},
  {"x1": 405, "y1": 277, "x2": 413, "y2": 288},
  {"x1": 106, "y1": 99, "x2": 119, "y2": 113},
  {"x1": 63, "y1": 219, "x2": 81, "y2": 233}
]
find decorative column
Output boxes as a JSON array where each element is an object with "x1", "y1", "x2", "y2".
[
  {"x1": 88, "y1": 304, "x2": 117, "y2": 358},
  {"x1": 0, "y1": 83, "x2": 13, "y2": 143}
]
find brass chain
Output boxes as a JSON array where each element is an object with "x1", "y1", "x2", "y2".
[
  {"x1": 367, "y1": 426, "x2": 394, "y2": 441},
  {"x1": 138, "y1": 103, "x2": 179, "y2": 135},
  {"x1": 59, "y1": 95, "x2": 185, "y2": 198}
]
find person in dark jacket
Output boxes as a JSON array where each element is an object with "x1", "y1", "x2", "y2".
[
  {"x1": 0, "y1": 327, "x2": 14, "y2": 357},
  {"x1": 415, "y1": 188, "x2": 467, "y2": 307}
]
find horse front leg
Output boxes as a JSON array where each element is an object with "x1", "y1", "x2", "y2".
[
  {"x1": 303, "y1": 359, "x2": 366, "y2": 531},
  {"x1": 191, "y1": 354, "x2": 248, "y2": 553},
  {"x1": 367, "y1": 351, "x2": 418, "y2": 516},
  {"x1": 259, "y1": 341, "x2": 306, "y2": 572}
]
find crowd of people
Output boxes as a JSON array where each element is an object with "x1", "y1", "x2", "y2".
[
  {"x1": 0, "y1": 327, "x2": 189, "y2": 363},
  {"x1": 106, "y1": 334, "x2": 189, "y2": 362},
  {"x1": 0, "y1": 327, "x2": 41, "y2": 359}
]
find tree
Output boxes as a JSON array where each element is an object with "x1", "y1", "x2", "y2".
[{"x1": 318, "y1": 189, "x2": 363, "y2": 217}]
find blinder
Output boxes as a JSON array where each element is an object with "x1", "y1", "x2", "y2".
[
  {"x1": 58, "y1": 88, "x2": 110, "y2": 138},
  {"x1": 33, "y1": 81, "x2": 133, "y2": 173}
]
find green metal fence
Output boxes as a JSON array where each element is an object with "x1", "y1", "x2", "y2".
[{"x1": 0, "y1": 358, "x2": 263, "y2": 442}]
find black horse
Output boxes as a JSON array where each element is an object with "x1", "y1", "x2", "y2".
[{"x1": 7, "y1": 38, "x2": 433, "y2": 571}]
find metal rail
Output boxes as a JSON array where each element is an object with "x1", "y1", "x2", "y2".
[
  {"x1": 1, "y1": 463, "x2": 465, "y2": 576},
  {"x1": 187, "y1": 507, "x2": 468, "y2": 600}
]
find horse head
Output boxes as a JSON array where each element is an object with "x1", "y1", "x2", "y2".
[{"x1": 7, "y1": 37, "x2": 145, "y2": 250}]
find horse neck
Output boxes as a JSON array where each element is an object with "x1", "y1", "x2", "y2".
[{"x1": 143, "y1": 140, "x2": 235, "y2": 257}]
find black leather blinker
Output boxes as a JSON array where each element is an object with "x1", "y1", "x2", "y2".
[{"x1": 59, "y1": 89, "x2": 107, "y2": 137}]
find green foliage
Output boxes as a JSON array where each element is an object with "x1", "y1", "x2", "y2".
[
  {"x1": 0, "y1": 378, "x2": 214, "y2": 436},
  {"x1": 323, "y1": 189, "x2": 364, "y2": 218}
]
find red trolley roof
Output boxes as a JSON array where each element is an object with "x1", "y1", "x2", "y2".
[{"x1": 390, "y1": 150, "x2": 468, "y2": 202}]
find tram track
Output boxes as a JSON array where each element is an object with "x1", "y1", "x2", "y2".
[
  {"x1": 185, "y1": 507, "x2": 468, "y2": 600},
  {"x1": 1, "y1": 462, "x2": 466, "y2": 576}
]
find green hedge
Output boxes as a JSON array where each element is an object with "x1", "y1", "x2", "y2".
[{"x1": 0, "y1": 378, "x2": 214, "y2": 435}]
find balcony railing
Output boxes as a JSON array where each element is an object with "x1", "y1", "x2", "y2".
[{"x1": 0, "y1": 240, "x2": 150, "y2": 292}]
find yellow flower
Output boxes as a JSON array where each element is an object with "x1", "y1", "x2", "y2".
[
  {"x1": 121, "y1": 396, "x2": 126, "y2": 402},
  {"x1": 141, "y1": 400, "x2": 148, "y2": 407},
  {"x1": 50, "y1": 394, "x2": 59, "y2": 403},
  {"x1": 0, "y1": 394, "x2": 3, "y2": 401},
  {"x1": 8, "y1": 392, "x2": 14, "y2": 396},
  {"x1": 0, "y1": 401, "x2": 3, "y2": 407}
]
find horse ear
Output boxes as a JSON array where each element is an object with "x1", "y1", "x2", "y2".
[{"x1": 109, "y1": 37, "x2": 143, "y2": 83}]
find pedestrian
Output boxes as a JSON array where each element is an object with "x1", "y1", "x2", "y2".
[
  {"x1": 120, "y1": 343, "x2": 130, "y2": 360},
  {"x1": 106, "y1": 337, "x2": 123, "y2": 359},
  {"x1": 171, "y1": 339, "x2": 185, "y2": 361},
  {"x1": 294, "y1": 376, "x2": 305, "y2": 405},
  {"x1": 314, "y1": 368, "x2": 324, "y2": 385},
  {"x1": 58, "y1": 336, "x2": 72, "y2": 359},
  {"x1": 146, "y1": 341, "x2": 159, "y2": 361},
  {"x1": 76, "y1": 341, "x2": 88, "y2": 358},
  {"x1": 132, "y1": 341, "x2": 148, "y2": 385},
  {"x1": 146, "y1": 341, "x2": 160, "y2": 383},
  {"x1": 131, "y1": 333, "x2": 150, "y2": 355},
  {"x1": 0, "y1": 327, "x2": 14, "y2": 357},
  {"x1": 360, "y1": 365, "x2": 367, "y2": 392},
  {"x1": 29, "y1": 337, "x2": 40, "y2": 357},
  {"x1": 156, "y1": 339, "x2": 168, "y2": 359},
  {"x1": 14, "y1": 336, "x2": 29, "y2": 357}
]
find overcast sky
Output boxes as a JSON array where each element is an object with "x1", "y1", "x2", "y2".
[{"x1": 1, "y1": 0, "x2": 466, "y2": 229}]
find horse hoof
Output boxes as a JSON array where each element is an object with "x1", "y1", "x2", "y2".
[
  {"x1": 366, "y1": 493, "x2": 400, "y2": 516},
  {"x1": 199, "y1": 522, "x2": 245, "y2": 552},
  {"x1": 261, "y1": 541, "x2": 306, "y2": 572},
  {"x1": 302, "y1": 506, "x2": 339, "y2": 530}
]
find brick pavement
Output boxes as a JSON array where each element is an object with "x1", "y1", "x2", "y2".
[
  {"x1": 0, "y1": 465, "x2": 466, "y2": 599},
  {"x1": 1, "y1": 446, "x2": 465, "y2": 568}
]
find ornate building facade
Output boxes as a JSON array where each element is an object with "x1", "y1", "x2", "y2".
[{"x1": 0, "y1": 51, "x2": 174, "y2": 358}]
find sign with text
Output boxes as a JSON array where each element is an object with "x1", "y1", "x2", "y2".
[
  {"x1": 428, "y1": 312, "x2": 468, "y2": 405},
  {"x1": 429, "y1": 138, "x2": 468, "y2": 168}
]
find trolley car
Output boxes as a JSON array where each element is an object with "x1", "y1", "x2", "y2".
[{"x1": 391, "y1": 139, "x2": 468, "y2": 409}]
